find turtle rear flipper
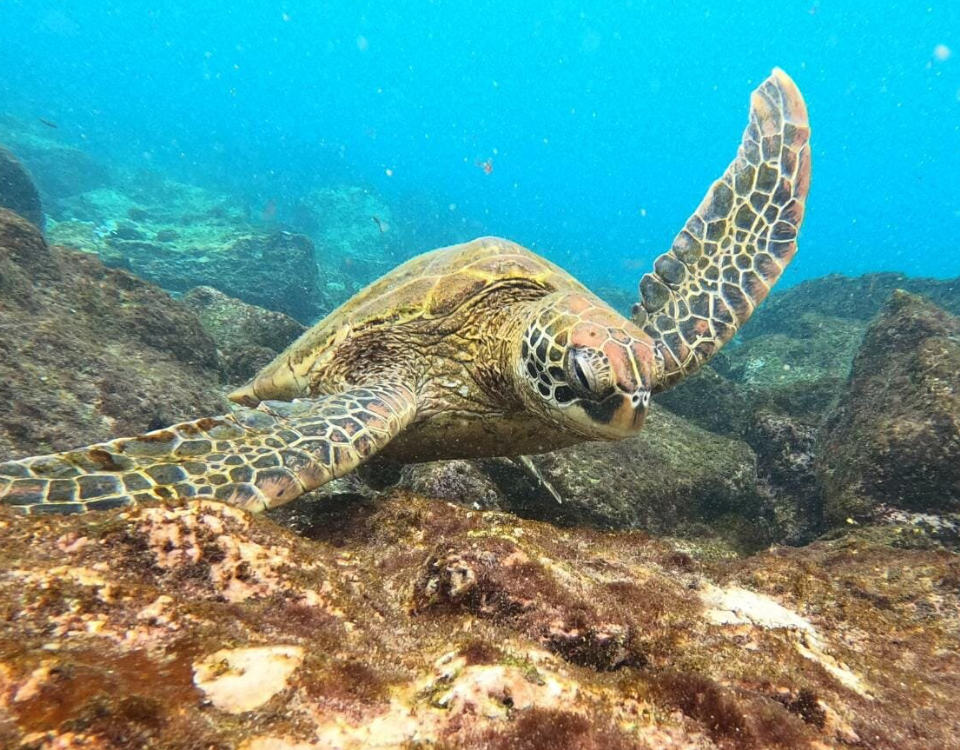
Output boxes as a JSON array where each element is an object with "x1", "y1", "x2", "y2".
[
  {"x1": 0, "y1": 382, "x2": 417, "y2": 514},
  {"x1": 636, "y1": 68, "x2": 811, "y2": 391}
]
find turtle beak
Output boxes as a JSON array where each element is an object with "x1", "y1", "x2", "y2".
[{"x1": 589, "y1": 387, "x2": 650, "y2": 437}]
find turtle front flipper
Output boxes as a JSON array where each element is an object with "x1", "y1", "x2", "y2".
[
  {"x1": 0, "y1": 382, "x2": 417, "y2": 515},
  {"x1": 635, "y1": 68, "x2": 811, "y2": 391}
]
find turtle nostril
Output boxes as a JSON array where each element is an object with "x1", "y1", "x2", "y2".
[{"x1": 630, "y1": 390, "x2": 651, "y2": 408}]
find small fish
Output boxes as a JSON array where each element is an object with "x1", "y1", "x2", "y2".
[
  {"x1": 477, "y1": 158, "x2": 494, "y2": 175},
  {"x1": 372, "y1": 215, "x2": 389, "y2": 233},
  {"x1": 38, "y1": 117, "x2": 58, "y2": 129}
]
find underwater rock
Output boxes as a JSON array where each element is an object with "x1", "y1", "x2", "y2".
[
  {"x1": 744, "y1": 271, "x2": 960, "y2": 338},
  {"x1": 399, "y1": 408, "x2": 772, "y2": 553},
  {"x1": 0, "y1": 209, "x2": 225, "y2": 459},
  {"x1": 671, "y1": 311, "x2": 862, "y2": 429},
  {"x1": 661, "y1": 273, "x2": 960, "y2": 437},
  {"x1": 44, "y1": 218, "x2": 102, "y2": 254},
  {"x1": 654, "y1": 278, "x2": 922, "y2": 534},
  {"x1": 655, "y1": 365, "x2": 760, "y2": 438},
  {"x1": 182, "y1": 285, "x2": 307, "y2": 385},
  {"x1": 749, "y1": 410, "x2": 822, "y2": 544},
  {"x1": 400, "y1": 458, "x2": 508, "y2": 511},
  {"x1": 819, "y1": 291, "x2": 960, "y2": 523},
  {"x1": 48, "y1": 178, "x2": 347, "y2": 323},
  {"x1": 504, "y1": 408, "x2": 772, "y2": 550},
  {"x1": 0, "y1": 146, "x2": 44, "y2": 230},
  {"x1": 108, "y1": 230, "x2": 324, "y2": 323},
  {"x1": 0, "y1": 494, "x2": 957, "y2": 748},
  {"x1": 0, "y1": 118, "x2": 108, "y2": 202},
  {"x1": 0, "y1": 207, "x2": 54, "y2": 282},
  {"x1": 17, "y1": 141, "x2": 110, "y2": 202},
  {"x1": 296, "y1": 185, "x2": 403, "y2": 286},
  {"x1": 660, "y1": 380, "x2": 825, "y2": 545},
  {"x1": 193, "y1": 645, "x2": 305, "y2": 714},
  {"x1": 711, "y1": 317, "x2": 864, "y2": 416}
]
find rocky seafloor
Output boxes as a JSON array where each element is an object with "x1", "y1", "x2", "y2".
[{"x1": 1, "y1": 129, "x2": 959, "y2": 748}]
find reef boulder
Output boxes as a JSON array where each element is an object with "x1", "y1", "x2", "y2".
[
  {"x1": 0, "y1": 146, "x2": 43, "y2": 230},
  {"x1": 47, "y1": 177, "x2": 336, "y2": 324},
  {"x1": 818, "y1": 291, "x2": 960, "y2": 523},
  {"x1": 660, "y1": 272, "x2": 960, "y2": 433},
  {"x1": 744, "y1": 272, "x2": 960, "y2": 336},
  {"x1": 182, "y1": 285, "x2": 307, "y2": 385},
  {"x1": 0, "y1": 122, "x2": 110, "y2": 203},
  {"x1": 397, "y1": 408, "x2": 771, "y2": 552},
  {"x1": 0, "y1": 208, "x2": 225, "y2": 459},
  {"x1": 109, "y1": 230, "x2": 324, "y2": 324}
]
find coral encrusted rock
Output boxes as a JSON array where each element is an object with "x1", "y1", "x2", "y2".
[
  {"x1": 818, "y1": 291, "x2": 960, "y2": 523},
  {"x1": 0, "y1": 208, "x2": 226, "y2": 459},
  {"x1": 0, "y1": 495, "x2": 957, "y2": 748},
  {"x1": 181, "y1": 285, "x2": 306, "y2": 385}
]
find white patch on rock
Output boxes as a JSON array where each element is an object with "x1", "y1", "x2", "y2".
[
  {"x1": 702, "y1": 584, "x2": 811, "y2": 630},
  {"x1": 701, "y1": 583, "x2": 873, "y2": 698},
  {"x1": 193, "y1": 645, "x2": 304, "y2": 714},
  {"x1": 240, "y1": 738, "x2": 317, "y2": 750}
]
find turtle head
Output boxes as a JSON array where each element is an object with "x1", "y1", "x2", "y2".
[{"x1": 515, "y1": 293, "x2": 661, "y2": 439}]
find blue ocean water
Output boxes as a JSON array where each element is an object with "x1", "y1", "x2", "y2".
[{"x1": 1, "y1": 1, "x2": 958, "y2": 295}]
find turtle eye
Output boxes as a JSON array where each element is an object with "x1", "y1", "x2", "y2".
[{"x1": 564, "y1": 348, "x2": 613, "y2": 399}]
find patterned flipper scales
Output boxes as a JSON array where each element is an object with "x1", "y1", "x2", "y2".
[
  {"x1": 634, "y1": 68, "x2": 811, "y2": 391},
  {"x1": 0, "y1": 383, "x2": 416, "y2": 514}
]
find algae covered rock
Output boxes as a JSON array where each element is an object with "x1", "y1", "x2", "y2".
[
  {"x1": 654, "y1": 275, "x2": 960, "y2": 540},
  {"x1": 49, "y1": 179, "x2": 332, "y2": 323},
  {"x1": 0, "y1": 208, "x2": 225, "y2": 459},
  {"x1": 660, "y1": 272, "x2": 960, "y2": 435},
  {"x1": 182, "y1": 285, "x2": 307, "y2": 384},
  {"x1": 507, "y1": 408, "x2": 770, "y2": 545},
  {"x1": 0, "y1": 494, "x2": 957, "y2": 748},
  {"x1": 0, "y1": 146, "x2": 43, "y2": 230},
  {"x1": 296, "y1": 184, "x2": 403, "y2": 284},
  {"x1": 400, "y1": 458, "x2": 508, "y2": 511},
  {"x1": 655, "y1": 365, "x2": 759, "y2": 437},
  {"x1": 396, "y1": 408, "x2": 771, "y2": 551},
  {"x1": 819, "y1": 291, "x2": 960, "y2": 523},
  {"x1": 749, "y1": 410, "x2": 822, "y2": 543},
  {"x1": 111, "y1": 230, "x2": 324, "y2": 324},
  {"x1": 0, "y1": 120, "x2": 110, "y2": 203},
  {"x1": 743, "y1": 271, "x2": 960, "y2": 336},
  {"x1": 20, "y1": 142, "x2": 110, "y2": 201}
]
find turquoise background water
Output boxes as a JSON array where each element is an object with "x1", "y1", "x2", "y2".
[{"x1": 1, "y1": 1, "x2": 958, "y2": 293}]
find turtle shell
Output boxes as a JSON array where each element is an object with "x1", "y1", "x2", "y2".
[{"x1": 232, "y1": 236, "x2": 588, "y2": 403}]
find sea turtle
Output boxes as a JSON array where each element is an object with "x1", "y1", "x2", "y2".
[{"x1": 0, "y1": 68, "x2": 810, "y2": 514}]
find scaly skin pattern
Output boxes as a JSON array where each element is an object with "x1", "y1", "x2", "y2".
[
  {"x1": 0, "y1": 69, "x2": 810, "y2": 515},
  {"x1": 0, "y1": 384, "x2": 415, "y2": 514},
  {"x1": 633, "y1": 68, "x2": 811, "y2": 391},
  {"x1": 511, "y1": 291, "x2": 659, "y2": 439}
]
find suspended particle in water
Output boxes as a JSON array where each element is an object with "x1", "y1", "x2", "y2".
[
  {"x1": 357, "y1": 36, "x2": 369, "y2": 52},
  {"x1": 933, "y1": 44, "x2": 951, "y2": 62}
]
